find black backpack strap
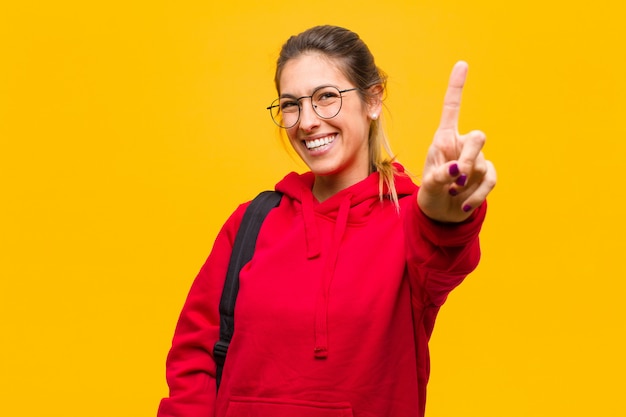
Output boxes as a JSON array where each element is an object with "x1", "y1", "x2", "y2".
[{"x1": 213, "y1": 191, "x2": 282, "y2": 392}]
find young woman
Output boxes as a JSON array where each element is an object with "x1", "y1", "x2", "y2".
[{"x1": 158, "y1": 25, "x2": 496, "y2": 417}]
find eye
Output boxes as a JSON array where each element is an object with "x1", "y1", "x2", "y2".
[
  {"x1": 314, "y1": 88, "x2": 341, "y2": 106},
  {"x1": 317, "y1": 91, "x2": 340, "y2": 101},
  {"x1": 280, "y1": 100, "x2": 299, "y2": 112}
]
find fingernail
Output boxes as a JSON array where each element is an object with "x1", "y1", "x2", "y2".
[
  {"x1": 448, "y1": 188, "x2": 458, "y2": 196},
  {"x1": 448, "y1": 163, "x2": 460, "y2": 176},
  {"x1": 455, "y1": 174, "x2": 468, "y2": 187},
  {"x1": 462, "y1": 204, "x2": 472, "y2": 212}
]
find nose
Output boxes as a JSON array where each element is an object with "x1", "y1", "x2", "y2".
[{"x1": 297, "y1": 99, "x2": 320, "y2": 132}]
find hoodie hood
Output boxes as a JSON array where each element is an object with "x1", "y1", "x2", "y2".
[
  {"x1": 273, "y1": 163, "x2": 418, "y2": 358},
  {"x1": 275, "y1": 163, "x2": 417, "y2": 219},
  {"x1": 275, "y1": 163, "x2": 417, "y2": 259}
]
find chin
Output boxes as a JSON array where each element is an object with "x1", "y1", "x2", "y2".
[{"x1": 306, "y1": 161, "x2": 342, "y2": 177}]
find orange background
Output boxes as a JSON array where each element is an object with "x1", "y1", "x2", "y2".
[{"x1": 1, "y1": 1, "x2": 625, "y2": 416}]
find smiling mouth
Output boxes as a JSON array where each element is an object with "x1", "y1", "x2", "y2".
[{"x1": 304, "y1": 134, "x2": 335, "y2": 150}]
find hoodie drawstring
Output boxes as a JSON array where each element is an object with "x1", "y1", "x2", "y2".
[
  {"x1": 313, "y1": 194, "x2": 352, "y2": 359},
  {"x1": 302, "y1": 191, "x2": 321, "y2": 260}
]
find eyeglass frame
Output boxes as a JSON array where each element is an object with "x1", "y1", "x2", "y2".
[{"x1": 266, "y1": 86, "x2": 359, "y2": 129}]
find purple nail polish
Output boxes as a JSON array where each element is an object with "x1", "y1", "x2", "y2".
[
  {"x1": 448, "y1": 188, "x2": 458, "y2": 196},
  {"x1": 462, "y1": 204, "x2": 472, "y2": 212},
  {"x1": 455, "y1": 174, "x2": 468, "y2": 187},
  {"x1": 449, "y1": 163, "x2": 460, "y2": 176}
]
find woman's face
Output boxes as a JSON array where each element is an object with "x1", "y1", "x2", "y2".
[{"x1": 278, "y1": 53, "x2": 380, "y2": 185}]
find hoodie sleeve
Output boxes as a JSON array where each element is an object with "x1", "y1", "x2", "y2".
[
  {"x1": 402, "y1": 192, "x2": 486, "y2": 417},
  {"x1": 157, "y1": 204, "x2": 248, "y2": 417},
  {"x1": 404, "y1": 190, "x2": 487, "y2": 327}
]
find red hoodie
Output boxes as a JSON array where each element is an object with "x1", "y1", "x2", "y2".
[{"x1": 158, "y1": 164, "x2": 485, "y2": 417}]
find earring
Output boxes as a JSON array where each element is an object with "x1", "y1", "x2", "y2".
[{"x1": 371, "y1": 113, "x2": 378, "y2": 120}]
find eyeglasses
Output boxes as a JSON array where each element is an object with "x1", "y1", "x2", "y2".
[{"x1": 267, "y1": 86, "x2": 359, "y2": 129}]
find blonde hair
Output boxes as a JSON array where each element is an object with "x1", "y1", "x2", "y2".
[{"x1": 275, "y1": 25, "x2": 400, "y2": 206}]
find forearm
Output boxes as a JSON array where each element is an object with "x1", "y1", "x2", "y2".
[{"x1": 404, "y1": 192, "x2": 486, "y2": 306}]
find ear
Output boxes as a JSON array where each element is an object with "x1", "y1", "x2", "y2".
[{"x1": 366, "y1": 84, "x2": 384, "y2": 120}]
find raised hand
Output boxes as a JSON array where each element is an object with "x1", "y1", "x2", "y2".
[{"x1": 417, "y1": 61, "x2": 497, "y2": 223}]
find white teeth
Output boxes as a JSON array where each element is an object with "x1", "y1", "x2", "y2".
[{"x1": 305, "y1": 135, "x2": 334, "y2": 150}]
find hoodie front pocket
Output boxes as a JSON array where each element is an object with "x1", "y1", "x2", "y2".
[{"x1": 224, "y1": 396, "x2": 354, "y2": 417}]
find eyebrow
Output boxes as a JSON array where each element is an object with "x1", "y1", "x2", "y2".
[{"x1": 279, "y1": 84, "x2": 337, "y2": 99}]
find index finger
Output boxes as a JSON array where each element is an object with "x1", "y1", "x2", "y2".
[{"x1": 438, "y1": 61, "x2": 469, "y2": 131}]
